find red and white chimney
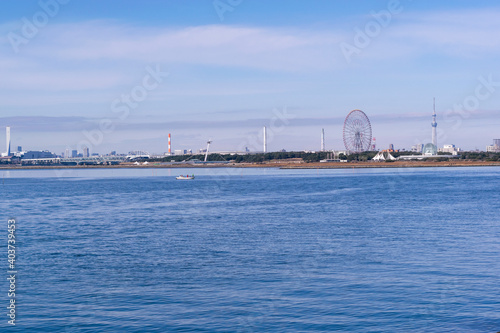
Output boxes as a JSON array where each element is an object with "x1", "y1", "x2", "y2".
[{"x1": 168, "y1": 133, "x2": 171, "y2": 153}]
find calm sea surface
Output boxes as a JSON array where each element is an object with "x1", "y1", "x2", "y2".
[{"x1": 1, "y1": 167, "x2": 499, "y2": 332}]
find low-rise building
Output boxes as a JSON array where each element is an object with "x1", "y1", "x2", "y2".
[
  {"x1": 439, "y1": 144, "x2": 461, "y2": 155},
  {"x1": 486, "y1": 139, "x2": 500, "y2": 152},
  {"x1": 21, "y1": 151, "x2": 57, "y2": 159}
]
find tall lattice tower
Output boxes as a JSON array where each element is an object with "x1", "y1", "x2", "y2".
[{"x1": 432, "y1": 98, "x2": 437, "y2": 147}]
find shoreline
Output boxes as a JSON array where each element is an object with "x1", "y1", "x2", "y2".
[
  {"x1": 1, "y1": 160, "x2": 499, "y2": 171},
  {"x1": 279, "y1": 161, "x2": 500, "y2": 169}
]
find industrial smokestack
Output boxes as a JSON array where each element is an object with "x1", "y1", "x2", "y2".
[
  {"x1": 6, "y1": 126, "x2": 11, "y2": 156},
  {"x1": 321, "y1": 128, "x2": 325, "y2": 151},
  {"x1": 263, "y1": 126, "x2": 267, "y2": 153},
  {"x1": 168, "y1": 133, "x2": 171, "y2": 153}
]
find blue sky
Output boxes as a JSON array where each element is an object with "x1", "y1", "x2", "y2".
[{"x1": 1, "y1": 0, "x2": 500, "y2": 154}]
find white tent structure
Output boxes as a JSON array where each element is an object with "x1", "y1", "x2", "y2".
[
  {"x1": 372, "y1": 152, "x2": 385, "y2": 161},
  {"x1": 372, "y1": 151, "x2": 396, "y2": 161}
]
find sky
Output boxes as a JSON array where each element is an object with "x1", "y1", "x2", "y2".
[{"x1": 1, "y1": 0, "x2": 500, "y2": 155}]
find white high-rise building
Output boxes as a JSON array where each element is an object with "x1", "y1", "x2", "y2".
[
  {"x1": 263, "y1": 126, "x2": 267, "y2": 153},
  {"x1": 321, "y1": 128, "x2": 325, "y2": 151},
  {"x1": 6, "y1": 126, "x2": 11, "y2": 156}
]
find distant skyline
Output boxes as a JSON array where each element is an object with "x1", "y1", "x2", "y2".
[{"x1": 1, "y1": 0, "x2": 500, "y2": 154}]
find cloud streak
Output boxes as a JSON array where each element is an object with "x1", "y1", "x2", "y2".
[{"x1": 4, "y1": 109, "x2": 496, "y2": 133}]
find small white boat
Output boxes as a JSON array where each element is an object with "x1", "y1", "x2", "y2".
[{"x1": 176, "y1": 175, "x2": 195, "y2": 180}]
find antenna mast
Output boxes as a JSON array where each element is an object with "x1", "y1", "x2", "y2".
[{"x1": 432, "y1": 97, "x2": 438, "y2": 147}]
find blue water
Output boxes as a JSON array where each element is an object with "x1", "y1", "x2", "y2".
[{"x1": 1, "y1": 167, "x2": 499, "y2": 332}]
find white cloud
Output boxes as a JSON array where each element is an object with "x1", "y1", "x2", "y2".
[
  {"x1": 26, "y1": 21, "x2": 343, "y2": 71},
  {"x1": 371, "y1": 8, "x2": 500, "y2": 59},
  {"x1": 2, "y1": 8, "x2": 500, "y2": 95}
]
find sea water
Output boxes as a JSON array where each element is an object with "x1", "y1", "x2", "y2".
[{"x1": 1, "y1": 167, "x2": 499, "y2": 332}]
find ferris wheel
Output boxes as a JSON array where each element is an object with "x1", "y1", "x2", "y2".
[{"x1": 343, "y1": 110, "x2": 372, "y2": 153}]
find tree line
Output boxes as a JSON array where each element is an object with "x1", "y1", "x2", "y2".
[{"x1": 150, "y1": 151, "x2": 500, "y2": 163}]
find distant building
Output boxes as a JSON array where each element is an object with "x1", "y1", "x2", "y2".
[
  {"x1": 17, "y1": 146, "x2": 22, "y2": 152},
  {"x1": 174, "y1": 149, "x2": 187, "y2": 155},
  {"x1": 2, "y1": 127, "x2": 11, "y2": 157},
  {"x1": 6, "y1": 127, "x2": 11, "y2": 156},
  {"x1": 411, "y1": 144, "x2": 424, "y2": 153},
  {"x1": 22, "y1": 151, "x2": 56, "y2": 159},
  {"x1": 91, "y1": 153, "x2": 99, "y2": 156},
  {"x1": 423, "y1": 143, "x2": 438, "y2": 156},
  {"x1": 110, "y1": 151, "x2": 116, "y2": 156},
  {"x1": 83, "y1": 147, "x2": 90, "y2": 158},
  {"x1": 486, "y1": 139, "x2": 500, "y2": 153},
  {"x1": 331, "y1": 150, "x2": 348, "y2": 158},
  {"x1": 72, "y1": 150, "x2": 78, "y2": 157},
  {"x1": 128, "y1": 151, "x2": 148, "y2": 156},
  {"x1": 439, "y1": 144, "x2": 461, "y2": 155},
  {"x1": 65, "y1": 148, "x2": 70, "y2": 159}
]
